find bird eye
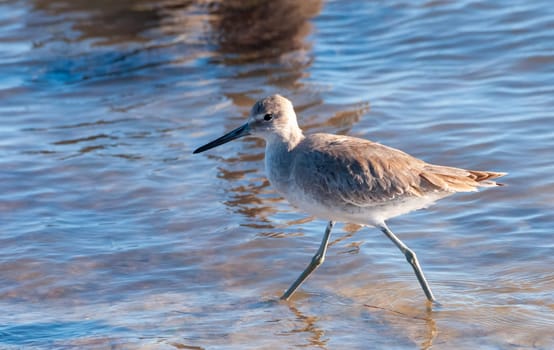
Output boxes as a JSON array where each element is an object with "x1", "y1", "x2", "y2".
[{"x1": 263, "y1": 113, "x2": 273, "y2": 121}]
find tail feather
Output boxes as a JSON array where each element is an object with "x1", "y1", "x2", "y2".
[
  {"x1": 421, "y1": 165, "x2": 506, "y2": 192},
  {"x1": 467, "y1": 169, "x2": 507, "y2": 187}
]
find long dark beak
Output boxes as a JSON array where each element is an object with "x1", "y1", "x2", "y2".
[{"x1": 193, "y1": 123, "x2": 251, "y2": 154}]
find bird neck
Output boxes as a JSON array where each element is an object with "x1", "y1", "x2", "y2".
[
  {"x1": 269, "y1": 126, "x2": 304, "y2": 152},
  {"x1": 264, "y1": 131, "x2": 302, "y2": 194}
]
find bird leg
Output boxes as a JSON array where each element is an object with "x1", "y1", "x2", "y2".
[
  {"x1": 281, "y1": 220, "x2": 336, "y2": 300},
  {"x1": 379, "y1": 223, "x2": 436, "y2": 302}
]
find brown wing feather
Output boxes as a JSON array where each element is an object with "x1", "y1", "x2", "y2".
[
  {"x1": 291, "y1": 134, "x2": 506, "y2": 206},
  {"x1": 291, "y1": 135, "x2": 430, "y2": 206}
]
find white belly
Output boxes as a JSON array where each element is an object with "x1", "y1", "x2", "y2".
[{"x1": 280, "y1": 186, "x2": 451, "y2": 227}]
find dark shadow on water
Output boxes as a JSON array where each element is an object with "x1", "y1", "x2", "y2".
[
  {"x1": 210, "y1": 0, "x2": 322, "y2": 63},
  {"x1": 31, "y1": 0, "x2": 191, "y2": 44},
  {"x1": 31, "y1": 0, "x2": 321, "y2": 56}
]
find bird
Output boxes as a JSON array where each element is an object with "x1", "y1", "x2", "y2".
[{"x1": 193, "y1": 94, "x2": 505, "y2": 303}]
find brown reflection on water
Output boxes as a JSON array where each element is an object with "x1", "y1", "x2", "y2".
[
  {"x1": 225, "y1": 180, "x2": 278, "y2": 223},
  {"x1": 287, "y1": 303, "x2": 327, "y2": 348},
  {"x1": 212, "y1": 0, "x2": 322, "y2": 61},
  {"x1": 31, "y1": 0, "x2": 322, "y2": 56},
  {"x1": 31, "y1": 0, "x2": 176, "y2": 44},
  {"x1": 364, "y1": 304, "x2": 437, "y2": 349},
  {"x1": 208, "y1": 0, "x2": 326, "y2": 226}
]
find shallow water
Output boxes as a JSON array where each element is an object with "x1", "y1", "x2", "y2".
[{"x1": 1, "y1": 0, "x2": 553, "y2": 348}]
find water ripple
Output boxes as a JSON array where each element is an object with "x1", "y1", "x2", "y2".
[{"x1": 1, "y1": 0, "x2": 553, "y2": 348}]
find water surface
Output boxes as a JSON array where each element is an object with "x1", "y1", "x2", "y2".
[{"x1": 1, "y1": 0, "x2": 553, "y2": 349}]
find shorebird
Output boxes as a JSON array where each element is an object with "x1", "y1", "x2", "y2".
[{"x1": 193, "y1": 94, "x2": 505, "y2": 302}]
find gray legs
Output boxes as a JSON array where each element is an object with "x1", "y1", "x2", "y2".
[
  {"x1": 281, "y1": 220, "x2": 436, "y2": 303},
  {"x1": 281, "y1": 221, "x2": 335, "y2": 300},
  {"x1": 380, "y1": 223, "x2": 436, "y2": 302}
]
